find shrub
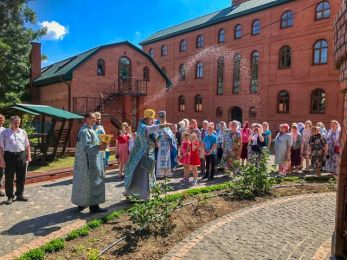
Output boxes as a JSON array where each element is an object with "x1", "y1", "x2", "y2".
[
  {"x1": 18, "y1": 248, "x2": 45, "y2": 260},
  {"x1": 87, "y1": 219, "x2": 103, "y2": 229},
  {"x1": 65, "y1": 226, "x2": 90, "y2": 241},
  {"x1": 101, "y1": 209, "x2": 125, "y2": 223},
  {"x1": 41, "y1": 238, "x2": 65, "y2": 253}
]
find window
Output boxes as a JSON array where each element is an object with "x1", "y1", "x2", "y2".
[
  {"x1": 315, "y1": 1, "x2": 330, "y2": 20},
  {"x1": 217, "y1": 57, "x2": 224, "y2": 95},
  {"x1": 252, "y1": 19, "x2": 261, "y2": 35},
  {"x1": 249, "y1": 107, "x2": 257, "y2": 119},
  {"x1": 178, "y1": 95, "x2": 185, "y2": 112},
  {"x1": 250, "y1": 51, "x2": 259, "y2": 93},
  {"x1": 97, "y1": 59, "x2": 105, "y2": 76},
  {"x1": 279, "y1": 46, "x2": 291, "y2": 69},
  {"x1": 218, "y1": 29, "x2": 225, "y2": 43},
  {"x1": 161, "y1": 45, "x2": 168, "y2": 56},
  {"x1": 233, "y1": 54, "x2": 241, "y2": 94},
  {"x1": 277, "y1": 90, "x2": 290, "y2": 113},
  {"x1": 313, "y1": 40, "x2": 328, "y2": 65},
  {"x1": 161, "y1": 67, "x2": 167, "y2": 76},
  {"x1": 143, "y1": 66, "x2": 150, "y2": 81},
  {"x1": 149, "y1": 49, "x2": 154, "y2": 58},
  {"x1": 180, "y1": 39, "x2": 187, "y2": 52},
  {"x1": 216, "y1": 107, "x2": 223, "y2": 117},
  {"x1": 119, "y1": 56, "x2": 131, "y2": 80},
  {"x1": 196, "y1": 62, "x2": 203, "y2": 78},
  {"x1": 179, "y1": 64, "x2": 186, "y2": 81},
  {"x1": 281, "y1": 11, "x2": 294, "y2": 28},
  {"x1": 234, "y1": 24, "x2": 242, "y2": 39},
  {"x1": 196, "y1": 35, "x2": 204, "y2": 48},
  {"x1": 311, "y1": 89, "x2": 326, "y2": 114},
  {"x1": 195, "y1": 95, "x2": 203, "y2": 112}
]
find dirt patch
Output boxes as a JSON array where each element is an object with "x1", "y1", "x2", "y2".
[{"x1": 46, "y1": 184, "x2": 335, "y2": 260}]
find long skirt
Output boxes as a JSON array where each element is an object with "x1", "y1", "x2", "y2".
[
  {"x1": 291, "y1": 148, "x2": 301, "y2": 167},
  {"x1": 241, "y1": 143, "x2": 248, "y2": 160},
  {"x1": 118, "y1": 143, "x2": 129, "y2": 164}
]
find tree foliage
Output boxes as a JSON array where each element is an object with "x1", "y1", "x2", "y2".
[{"x1": 0, "y1": 0, "x2": 46, "y2": 106}]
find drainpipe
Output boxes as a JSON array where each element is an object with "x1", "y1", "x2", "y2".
[{"x1": 59, "y1": 75, "x2": 72, "y2": 112}]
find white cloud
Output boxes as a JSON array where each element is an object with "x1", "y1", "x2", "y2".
[
  {"x1": 135, "y1": 31, "x2": 141, "y2": 37},
  {"x1": 40, "y1": 21, "x2": 68, "y2": 40}
]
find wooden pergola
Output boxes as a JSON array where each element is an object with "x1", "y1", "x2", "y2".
[{"x1": 0, "y1": 104, "x2": 83, "y2": 162}]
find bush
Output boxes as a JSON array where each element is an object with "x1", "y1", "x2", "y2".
[
  {"x1": 232, "y1": 152, "x2": 274, "y2": 200},
  {"x1": 41, "y1": 238, "x2": 65, "y2": 253},
  {"x1": 18, "y1": 248, "x2": 45, "y2": 260},
  {"x1": 87, "y1": 219, "x2": 103, "y2": 229},
  {"x1": 101, "y1": 209, "x2": 125, "y2": 223},
  {"x1": 65, "y1": 226, "x2": 90, "y2": 241}
]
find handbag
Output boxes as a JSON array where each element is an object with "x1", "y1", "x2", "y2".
[{"x1": 140, "y1": 155, "x2": 156, "y2": 172}]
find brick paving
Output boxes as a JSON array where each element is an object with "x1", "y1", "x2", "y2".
[{"x1": 164, "y1": 193, "x2": 336, "y2": 260}]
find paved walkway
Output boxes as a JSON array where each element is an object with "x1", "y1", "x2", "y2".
[
  {"x1": 0, "y1": 168, "x2": 230, "y2": 258},
  {"x1": 164, "y1": 193, "x2": 336, "y2": 260}
]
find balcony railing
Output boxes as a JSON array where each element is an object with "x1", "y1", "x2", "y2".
[{"x1": 118, "y1": 77, "x2": 148, "y2": 96}]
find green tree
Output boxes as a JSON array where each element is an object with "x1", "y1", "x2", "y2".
[{"x1": 0, "y1": 0, "x2": 46, "y2": 106}]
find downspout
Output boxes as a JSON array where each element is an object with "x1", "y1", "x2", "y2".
[{"x1": 59, "y1": 75, "x2": 72, "y2": 112}]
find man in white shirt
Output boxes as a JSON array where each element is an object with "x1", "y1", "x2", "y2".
[
  {"x1": 0, "y1": 114, "x2": 5, "y2": 197},
  {"x1": 0, "y1": 116, "x2": 31, "y2": 205}
]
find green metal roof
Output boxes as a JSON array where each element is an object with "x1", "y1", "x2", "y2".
[
  {"x1": 13, "y1": 104, "x2": 83, "y2": 120},
  {"x1": 33, "y1": 41, "x2": 172, "y2": 87},
  {"x1": 140, "y1": 0, "x2": 292, "y2": 45}
]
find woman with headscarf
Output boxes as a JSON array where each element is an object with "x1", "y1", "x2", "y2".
[
  {"x1": 216, "y1": 121, "x2": 227, "y2": 167},
  {"x1": 274, "y1": 124, "x2": 292, "y2": 176},
  {"x1": 123, "y1": 109, "x2": 172, "y2": 200},
  {"x1": 301, "y1": 120, "x2": 313, "y2": 172},
  {"x1": 248, "y1": 124, "x2": 266, "y2": 166},
  {"x1": 317, "y1": 122, "x2": 328, "y2": 139},
  {"x1": 325, "y1": 120, "x2": 341, "y2": 174},
  {"x1": 222, "y1": 121, "x2": 242, "y2": 174},
  {"x1": 309, "y1": 126, "x2": 328, "y2": 177},
  {"x1": 290, "y1": 123, "x2": 302, "y2": 172},
  {"x1": 297, "y1": 122, "x2": 305, "y2": 136}
]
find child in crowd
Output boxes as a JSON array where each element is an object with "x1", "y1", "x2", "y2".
[
  {"x1": 189, "y1": 133, "x2": 201, "y2": 186},
  {"x1": 179, "y1": 132, "x2": 191, "y2": 183},
  {"x1": 116, "y1": 128, "x2": 129, "y2": 178}
]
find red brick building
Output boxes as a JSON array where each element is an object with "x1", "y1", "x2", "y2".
[
  {"x1": 30, "y1": 41, "x2": 171, "y2": 140},
  {"x1": 141, "y1": 0, "x2": 343, "y2": 129}
]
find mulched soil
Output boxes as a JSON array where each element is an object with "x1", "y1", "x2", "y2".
[{"x1": 47, "y1": 183, "x2": 335, "y2": 260}]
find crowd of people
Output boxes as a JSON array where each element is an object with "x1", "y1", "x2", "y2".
[{"x1": 0, "y1": 110, "x2": 342, "y2": 212}]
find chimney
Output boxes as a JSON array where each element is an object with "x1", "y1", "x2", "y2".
[{"x1": 30, "y1": 42, "x2": 41, "y2": 80}]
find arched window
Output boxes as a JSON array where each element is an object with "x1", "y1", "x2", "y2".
[
  {"x1": 119, "y1": 56, "x2": 131, "y2": 80},
  {"x1": 97, "y1": 59, "x2": 105, "y2": 76},
  {"x1": 249, "y1": 107, "x2": 257, "y2": 119},
  {"x1": 195, "y1": 95, "x2": 203, "y2": 112},
  {"x1": 279, "y1": 46, "x2": 291, "y2": 69},
  {"x1": 278, "y1": 90, "x2": 290, "y2": 113},
  {"x1": 217, "y1": 57, "x2": 224, "y2": 95},
  {"x1": 234, "y1": 24, "x2": 242, "y2": 39},
  {"x1": 233, "y1": 53, "x2": 241, "y2": 94},
  {"x1": 250, "y1": 51, "x2": 259, "y2": 93},
  {"x1": 143, "y1": 66, "x2": 150, "y2": 81},
  {"x1": 161, "y1": 67, "x2": 167, "y2": 76},
  {"x1": 218, "y1": 29, "x2": 225, "y2": 43},
  {"x1": 161, "y1": 45, "x2": 168, "y2": 56},
  {"x1": 315, "y1": 1, "x2": 330, "y2": 20},
  {"x1": 281, "y1": 11, "x2": 294, "y2": 28},
  {"x1": 311, "y1": 89, "x2": 326, "y2": 114},
  {"x1": 149, "y1": 49, "x2": 154, "y2": 58},
  {"x1": 313, "y1": 40, "x2": 328, "y2": 65},
  {"x1": 196, "y1": 62, "x2": 203, "y2": 78},
  {"x1": 216, "y1": 107, "x2": 223, "y2": 117},
  {"x1": 196, "y1": 35, "x2": 204, "y2": 48},
  {"x1": 252, "y1": 19, "x2": 261, "y2": 35},
  {"x1": 179, "y1": 64, "x2": 186, "y2": 81},
  {"x1": 178, "y1": 95, "x2": 185, "y2": 112},
  {"x1": 180, "y1": 39, "x2": 187, "y2": 52}
]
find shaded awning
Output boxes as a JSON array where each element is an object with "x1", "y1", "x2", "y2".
[{"x1": 12, "y1": 104, "x2": 83, "y2": 120}]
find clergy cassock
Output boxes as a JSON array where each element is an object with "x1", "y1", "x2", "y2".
[{"x1": 71, "y1": 124, "x2": 105, "y2": 207}]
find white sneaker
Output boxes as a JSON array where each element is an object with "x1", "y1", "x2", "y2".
[{"x1": 190, "y1": 179, "x2": 198, "y2": 186}]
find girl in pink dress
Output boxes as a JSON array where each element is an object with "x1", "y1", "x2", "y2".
[
  {"x1": 189, "y1": 133, "x2": 201, "y2": 186},
  {"x1": 116, "y1": 129, "x2": 129, "y2": 178},
  {"x1": 179, "y1": 132, "x2": 191, "y2": 183}
]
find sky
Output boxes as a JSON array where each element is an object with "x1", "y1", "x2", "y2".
[{"x1": 29, "y1": 0, "x2": 231, "y2": 66}]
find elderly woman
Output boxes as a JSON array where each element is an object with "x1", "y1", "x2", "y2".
[
  {"x1": 217, "y1": 121, "x2": 227, "y2": 166},
  {"x1": 262, "y1": 122, "x2": 272, "y2": 150},
  {"x1": 274, "y1": 124, "x2": 292, "y2": 175},
  {"x1": 124, "y1": 109, "x2": 172, "y2": 200},
  {"x1": 301, "y1": 120, "x2": 313, "y2": 172},
  {"x1": 290, "y1": 123, "x2": 303, "y2": 172},
  {"x1": 248, "y1": 124, "x2": 266, "y2": 166},
  {"x1": 309, "y1": 126, "x2": 328, "y2": 177},
  {"x1": 325, "y1": 120, "x2": 341, "y2": 174},
  {"x1": 222, "y1": 121, "x2": 241, "y2": 174}
]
